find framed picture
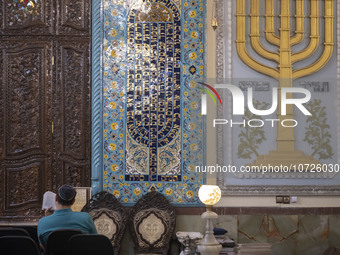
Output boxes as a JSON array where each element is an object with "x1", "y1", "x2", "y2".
[
  {"x1": 71, "y1": 187, "x2": 91, "y2": 212},
  {"x1": 215, "y1": 0, "x2": 340, "y2": 195}
]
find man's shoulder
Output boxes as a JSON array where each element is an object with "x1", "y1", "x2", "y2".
[
  {"x1": 37, "y1": 214, "x2": 58, "y2": 231},
  {"x1": 71, "y1": 211, "x2": 91, "y2": 218},
  {"x1": 38, "y1": 214, "x2": 55, "y2": 224}
]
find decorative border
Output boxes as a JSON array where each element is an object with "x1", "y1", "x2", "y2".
[
  {"x1": 91, "y1": 0, "x2": 104, "y2": 195},
  {"x1": 216, "y1": 0, "x2": 340, "y2": 195}
]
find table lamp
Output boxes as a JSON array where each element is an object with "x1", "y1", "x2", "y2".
[{"x1": 197, "y1": 185, "x2": 222, "y2": 255}]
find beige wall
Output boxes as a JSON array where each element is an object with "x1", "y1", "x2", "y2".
[{"x1": 205, "y1": 0, "x2": 340, "y2": 208}]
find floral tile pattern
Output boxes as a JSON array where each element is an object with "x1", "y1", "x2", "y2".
[{"x1": 98, "y1": 0, "x2": 206, "y2": 205}]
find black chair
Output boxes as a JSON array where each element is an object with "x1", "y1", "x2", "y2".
[
  {"x1": 0, "y1": 227, "x2": 30, "y2": 237},
  {"x1": 12, "y1": 226, "x2": 39, "y2": 247},
  {"x1": 45, "y1": 229, "x2": 83, "y2": 255},
  {"x1": 68, "y1": 234, "x2": 114, "y2": 255},
  {"x1": 0, "y1": 236, "x2": 40, "y2": 255}
]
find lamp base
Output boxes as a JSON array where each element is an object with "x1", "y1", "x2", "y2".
[
  {"x1": 197, "y1": 244, "x2": 222, "y2": 255},
  {"x1": 197, "y1": 210, "x2": 222, "y2": 255}
]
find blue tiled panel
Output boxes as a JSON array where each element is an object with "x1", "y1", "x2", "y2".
[{"x1": 92, "y1": 0, "x2": 206, "y2": 205}]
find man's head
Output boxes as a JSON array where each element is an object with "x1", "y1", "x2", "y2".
[{"x1": 56, "y1": 184, "x2": 77, "y2": 206}]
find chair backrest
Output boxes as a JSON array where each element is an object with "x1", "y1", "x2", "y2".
[
  {"x1": 68, "y1": 234, "x2": 114, "y2": 255},
  {"x1": 45, "y1": 229, "x2": 83, "y2": 255},
  {"x1": 0, "y1": 236, "x2": 40, "y2": 255},
  {"x1": 13, "y1": 226, "x2": 40, "y2": 248},
  {"x1": 129, "y1": 191, "x2": 176, "y2": 255},
  {"x1": 81, "y1": 191, "x2": 126, "y2": 254},
  {"x1": 0, "y1": 227, "x2": 30, "y2": 237}
]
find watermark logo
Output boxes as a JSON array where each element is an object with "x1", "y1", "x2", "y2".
[
  {"x1": 198, "y1": 82, "x2": 222, "y2": 115},
  {"x1": 198, "y1": 82, "x2": 312, "y2": 127}
]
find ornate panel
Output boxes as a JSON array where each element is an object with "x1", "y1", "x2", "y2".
[
  {"x1": 54, "y1": 40, "x2": 91, "y2": 187},
  {"x1": 0, "y1": 40, "x2": 52, "y2": 220},
  {"x1": 0, "y1": 1, "x2": 91, "y2": 221},
  {"x1": 56, "y1": 0, "x2": 90, "y2": 35},
  {"x1": 5, "y1": 163, "x2": 42, "y2": 209},
  {"x1": 0, "y1": 0, "x2": 52, "y2": 35},
  {"x1": 129, "y1": 191, "x2": 176, "y2": 254},
  {"x1": 3, "y1": 41, "x2": 52, "y2": 157},
  {"x1": 82, "y1": 191, "x2": 127, "y2": 254},
  {"x1": 92, "y1": 0, "x2": 206, "y2": 205},
  {"x1": 125, "y1": 1, "x2": 181, "y2": 181}
]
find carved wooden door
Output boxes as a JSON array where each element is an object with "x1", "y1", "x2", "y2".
[{"x1": 0, "y1": 0, "x2": 91, "y2": 222}]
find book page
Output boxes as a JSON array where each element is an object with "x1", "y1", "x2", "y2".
[
  {"x1": 71, "y1": 188, "x2": 89, "y2": 212},
  {"x1": 42, "y1": 191, "x2": 56, "y2": 210}
]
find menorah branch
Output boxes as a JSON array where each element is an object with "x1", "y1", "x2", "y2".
[
  {"x1": 293, "y1": 0, "x2": 334, "y2": 79},
  {"x1": 290, "y1": 0, "x2": 305, "y2": 46},
  {"x1": 236, "y1": 0, "x2": 279, "y2": 79},
  {"x1": 292, "y1": 0, "x2": 320, "y2": 64},
  {"x1": 250, "y1": 0, "x2": 279, "y2": 63},
  {"x1": 264, "y1": 0, "x2": 280, "y2": 46}
]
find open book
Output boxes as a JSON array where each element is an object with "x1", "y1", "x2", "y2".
[{"x1": 42, "y1": 191, "x2": 56, "y2": 210}]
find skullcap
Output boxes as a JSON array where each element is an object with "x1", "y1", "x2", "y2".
[{"x1": 58, "y1": 184, "x2": 76, "y2": 201}]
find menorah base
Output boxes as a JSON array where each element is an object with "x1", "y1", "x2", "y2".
[{"x1": 248, "y1": 150, "x2": 319, "y2": 169}]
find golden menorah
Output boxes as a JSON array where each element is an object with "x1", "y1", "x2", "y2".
[{"x1": 236, "y1": 0, "x2": 334, "y2": 166}]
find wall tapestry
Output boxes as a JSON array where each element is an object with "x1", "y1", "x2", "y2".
[{"x1": 92, "y1": 0, "x2": 206, "y2": 205}]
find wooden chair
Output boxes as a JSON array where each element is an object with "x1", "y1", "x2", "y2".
[
  {"x1": 0, "y1": 236, "x2": 40, "y2": 255},
  {"x1": 81, "y1": 191, "x2": 126, "y2": 254},
  {"x1": 129, "y1": 191, "x2": 176, "y2": 255}
]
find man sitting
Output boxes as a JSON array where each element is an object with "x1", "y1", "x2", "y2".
[{"x1": 37, "y1": 185, "x2": 97, "y2": 250}]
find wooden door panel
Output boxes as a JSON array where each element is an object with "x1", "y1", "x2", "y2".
[
  {"x1": 3, "y1": 161, "x2": 45, "y2": 218},
  {"x1": 56, "y1": 0, "x2": 90, "y2": 36},
  {"x1": 0, "y1": 0, "x2": 91, "y2": 222},
  {"x1": 54, "y1": 40, "x2": 91, "y2": 187},
  {"x1": 0, "y1": 40, "x2": 52, "y2": 220},
  {"x1": 0, "y1": 0, "x2": 53, "y2": 35}
]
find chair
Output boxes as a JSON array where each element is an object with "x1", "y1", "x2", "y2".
[
  {"x1": 0, "y1": 236, "x2": 40, "y2": 255},
  {"x1": 45, "y1": 229, "x2": 83, "y2": 255},
  {"x1": 81, "y1": 191, "x2": 126, "y2": 254},
  {"x1": 0, "y1": 227, "x2": 30, "y2": 237},
  {"x1": 13, "y1": 226, "x2": 39, "y2": 246},
  {"x1": 129, "y1": 191, "x2": 176, "y2": 255},
  {"x1": 68, "y1": 234, "x2": 114, "y2": 255}
]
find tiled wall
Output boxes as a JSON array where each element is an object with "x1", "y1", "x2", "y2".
[{"x1": 93, "y1": 0, "x2": 207, "y2": 206}]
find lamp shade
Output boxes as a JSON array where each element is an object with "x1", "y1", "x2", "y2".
[{"x1": 198, "y1": 185, "x2": 221, "y2": 206}]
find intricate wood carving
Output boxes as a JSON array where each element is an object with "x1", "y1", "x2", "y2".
[
  {"x1": 54, "y1": 40, "x2": 91, "y2": 187},
  {"x1": 56, "y1": 0, "x2": 90, "y2": 35},
  {"x1": 0, "y1": 39, "x2": 52, "y2": 221},
  {"x1": 5, "y1": 163, "x2": 41, "y2": 208},
  {"x1": 82, "y1": 191, "x2": 127, "y2": 254},
  {"x1": 129, "y1": 191, "x2": 176, "y2": 255},
  {"x1": 0, "y1": 0, "x2": 91, "y2": 221},
  {"x1": 0, "y1": 0, "x2": 52, "y2": 35},
  {"x1": 4, "y1": 42, "x2": 52, "y2": 156}
]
